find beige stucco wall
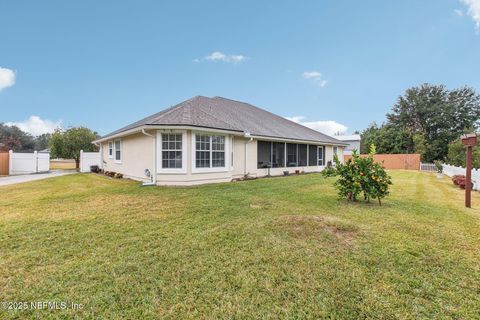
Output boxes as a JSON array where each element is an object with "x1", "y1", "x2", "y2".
[
  {"x1": 101, "y1": 129, "x2": 344, "y2": 186},
  {"x1": 101, "y1": 132, "x2": 154, "y2": 182}
]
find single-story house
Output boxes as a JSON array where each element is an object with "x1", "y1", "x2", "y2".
[
  {"x1": 335, "y1": 134, "x2": 361, "y2": 155},
  {"x1": 93, "y1": 96, "x2": 347, "y2": 185}
]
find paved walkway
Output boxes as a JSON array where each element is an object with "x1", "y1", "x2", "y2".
[{"x1": 0, "y1": 170, "x2": 77, "y2": 187}]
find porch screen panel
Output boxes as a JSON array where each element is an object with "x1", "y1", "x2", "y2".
[
  {"x1": 308, "y1": 145, "x2": 317, "y2": 166},
  {"x1": 272, "y1": 142, "x2": 285, "y2": 168},
  {"x1": 298, "y1": 144, "x2": 307, "y2": 166},
  {"x1": 287, "y1": 143, "x2": 297, "y2": 167},
  {"x1": 257, "y1": 141, "x2": 272, "y2": 168}
]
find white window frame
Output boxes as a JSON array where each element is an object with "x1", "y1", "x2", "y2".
[
  {"x1": 230, "y1": 136, "x2": 234, "y2": 170},
  {"x1": 157, "y1": 130, "x2": 187, "y2": 174},
  {"x1": 114, "y1": 139, "x2": 122, "y2": 163},
  {"x1": 108, "y1": 141, "x2": 113, "y2": 159},
  {"x1": 191, "y1": 131, "x2": 230, "y2": 173},
  {"x1": 318, "y1": 145, "x2": 325, "y2": 166}
]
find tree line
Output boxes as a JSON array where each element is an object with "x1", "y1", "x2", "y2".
[
  {"x1": 0, "y1": 123, "x2": 51, "y2": 152},
  {"x1": 0, "y1": 124, "x2": 98, "y2": 168},
  {"x1": 360, "y1": 84, "x2": 480, "y2": 165}
]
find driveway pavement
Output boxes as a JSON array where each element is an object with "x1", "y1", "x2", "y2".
[{"x1": 0, "y1": 170, "x2": 77, "y2": 187}]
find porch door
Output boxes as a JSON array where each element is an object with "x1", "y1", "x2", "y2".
[{"x1": 318, "y1": 146, "x2": 325, "y2": 166}]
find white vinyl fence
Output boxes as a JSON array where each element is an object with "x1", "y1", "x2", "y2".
[
  {"x1": 420, "y1": 163, "x2": 437, "y2": 172},
  {"x1": 442, "y1": 164, "x2": 480, "y2": 190},
  {"x1": 9, "y1": 150, "x2": 50, "y2": 175},
  {"x1": 79, "y1": 150, "x2": 101, "y2": 173}
]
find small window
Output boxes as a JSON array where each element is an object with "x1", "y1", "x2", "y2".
[
  {"x1": 114, "y1": 140, "x2": 121, "y2": 162},
  {"x1": 108, "y1": 142, "x2": 113, "y2": 158},
  {"x1": 162, "y1": 134, "x2": 182, "y2": 169},
  {"x1": 333, "y1": 146, "x2": 338, "y2": 156}
]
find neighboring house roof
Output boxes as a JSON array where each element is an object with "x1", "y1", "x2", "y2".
[
  {"x1": 98, "y1": 96, "x2": 346, "y2": 145},
  {"x1": 335, "y1": 134, "x2": 361, "y2": 142}
]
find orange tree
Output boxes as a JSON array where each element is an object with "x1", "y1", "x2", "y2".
[{"x1": 333, "y1": 145, "x2": 392, "y2": 205}]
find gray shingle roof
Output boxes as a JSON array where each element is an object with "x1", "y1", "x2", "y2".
[{"x1": 101, "y1": 96, "x2": 345, "y2": 144}]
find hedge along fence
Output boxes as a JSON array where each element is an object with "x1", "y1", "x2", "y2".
[
  {"x1": 343, "y1": 154, "x2": 420, "y2": 170},
  {"x1": 442, "y1": 164, "x2": 480, "y2": 191}
]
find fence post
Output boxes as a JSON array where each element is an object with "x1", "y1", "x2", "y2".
[
  {"x1": 34, "y1": 150, "x2": 38, "y2": 173},
  {"x1": 8, "y1": 150, "x2": 12, "y2": 175},
  {"x1": 80, "y1": 150, "x2": 83, "y2": 173}
]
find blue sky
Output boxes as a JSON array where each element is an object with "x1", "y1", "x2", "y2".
[{"x1": 1, "y1": 0, "x2": 480, "y2": 136}]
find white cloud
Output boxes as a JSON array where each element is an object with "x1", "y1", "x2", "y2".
[
  {"x1": 461, "y1": 0, "x2": 480, "y2": 32},
  {"x1": 5, "y1": 116, "x2": 62, "y2": 136},
  {"x1": 285, "y1": 116, "x2": 348, "y2": 136},
  {"x1": 194, "y1": 51, "x2": 247, "y2": 64},
  {"x1": 0, "y1": 67, "x2": 16, "y2": 92},
  {"x1": 454, "y1": 8, "x2": 464, "y2": 16},
  {"x1": 302, "y1": 71, "x2": 321, "y2": 79},
  {"x1": 302, "y1": 71, "x2": 327, "y2": 87}
]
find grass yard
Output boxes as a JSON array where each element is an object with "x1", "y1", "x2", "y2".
[
  {"x1": 0, "y1": 171, "x2": 479, "y2": 319},
  {"x1": 49, "y1": 159, "x2": 77, "y2": 170}
]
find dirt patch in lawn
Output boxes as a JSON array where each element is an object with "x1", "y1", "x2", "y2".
[{"x1": 275, "y1": 215, "x2": 359, "y2": 246}]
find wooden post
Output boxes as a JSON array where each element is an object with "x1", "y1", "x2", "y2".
[
  {"x1": 461, "y1": 133, "x2": 477, "y2": 208},
  {"x1": 466, "y1": 145, "x2": 472, "y2": 208}
]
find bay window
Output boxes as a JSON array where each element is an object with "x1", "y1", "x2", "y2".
[
  {"x1": 212, "y1": 136, "x2": 225, "y2": 167},
  {"x1": 194, "y1": 134, "x2": 226, "y2": 169},
  {"x1": 161, "y1": 134, "x2": 183, "y2": 168},
  {"x1": 195, "y1": 135, "x2": 211, "y2": 168}
]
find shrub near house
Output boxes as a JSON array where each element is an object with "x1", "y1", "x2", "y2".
[{"x1": 333, "y1": 145, "x2": 392, "y2": 205}]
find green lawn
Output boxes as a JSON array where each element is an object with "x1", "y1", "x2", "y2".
[{"x1": 0, "y1": 171, "x2": 479, "y2": 319}]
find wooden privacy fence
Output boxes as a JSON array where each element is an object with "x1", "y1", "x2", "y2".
[
  {"x1": 0, "y1": 152, "x2": 9, "y2": 175},
  {"x1": 343, "y1": 154, "x2": 421, "y2": 170}
]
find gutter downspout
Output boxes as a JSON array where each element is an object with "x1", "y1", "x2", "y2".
[
  {"x1": 141, "y1": 129, "x2": 157, "y2": 186},
  {"x1": 243, "y1": 132, "x2": 253, "y2": 176}
]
